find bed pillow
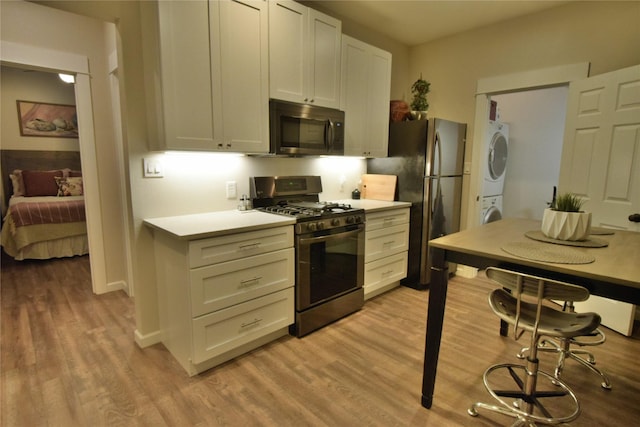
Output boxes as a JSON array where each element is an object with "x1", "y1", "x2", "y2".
[
  {"x1": 22, "y1": 170, "x2": 63, "y2": 196},
  {"x1": 55, "y1": 176, "x2": 83, "y2": 196},
  {"x1": 9, "y1": 170, "x2": 25, "y2": 197}
]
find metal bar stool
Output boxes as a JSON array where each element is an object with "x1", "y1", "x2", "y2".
[
  {"x1": 517, "y1": 300, "x2": 611, "y2": 390},
  {"x1": 468, "y1": 267, "x2": 602, "y2": 426}
]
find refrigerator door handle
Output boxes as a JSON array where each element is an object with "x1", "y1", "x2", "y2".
[{"x1": 434, "y1": 130, "x2": 443, "y2": 180}]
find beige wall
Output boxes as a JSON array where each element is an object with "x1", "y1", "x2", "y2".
[{"x1": 409, "y1": 0, "x2": 640, "y2": 166}]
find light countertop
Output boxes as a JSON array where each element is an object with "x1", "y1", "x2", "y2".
[
  {"x1": 330, "y1": 199, "x2": 411, "y2": 212},
  {"x1": 144, "y1": 210, "x2": 295, "y2": 240},
  {"x1": 144, "y1": 200, "x2": 410, "y2": 240}
]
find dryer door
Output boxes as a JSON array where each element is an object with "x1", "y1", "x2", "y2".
[{"x1": 488, "y1": 132, "x2": 508, "y2": 180}]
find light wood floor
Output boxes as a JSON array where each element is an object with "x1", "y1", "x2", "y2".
[{"x1": 2, "y1": 253, "x2": 639, "y2": 426}]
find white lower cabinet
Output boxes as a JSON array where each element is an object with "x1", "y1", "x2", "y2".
[
  {"x1": 364, "y1": 208, "x2": 410, "y2": 299},
  {"x1": 153, "y1": 226, "x2": 294, "y2": 375}
]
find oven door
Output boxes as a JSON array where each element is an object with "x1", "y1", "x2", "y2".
[{"x1": 296, "y1": 224, "x2": 364, "y2": 311}]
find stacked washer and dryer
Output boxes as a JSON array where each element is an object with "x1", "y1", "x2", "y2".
[{"x1": 481, "y1": 120, "x2": 509, "y2": 224}]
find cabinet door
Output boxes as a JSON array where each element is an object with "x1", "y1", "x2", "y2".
[
  {"x1": 307, "y1": 9, "x2": 341, "y2": 108},
  {"x1": 218, "y1": 0, "x2": 269, "y2": 153},
  {"x1": 364, "y1": 251, "x2": 408, "y2": 298},
  {"x1": 269, "y1": 0, "x2": 307, "y2": 104},
  {"x1": 192, "y1": 287, "x2": 294, "y2": 364},
  {"x1": 157, "y1": 0, "x2": 223, "y2": 150},
  {"x1": 269, "y1": 1, "x2": 341, "y2": 108},
  {"x1": 341, "y1": 35, "x2": 392, "y2": 157},
  {"x1": 366, "y1": 48, "x2": 392, "y2": 156},
  {"x1": 365, "y1": 223, "x2": 409, "y2": 263},
  {"x1": 190, "y1": 248, "x2": 294, "y2": 317},
  {"x1": 366, "y1": 208, "x2": 410, "y2": 232}
]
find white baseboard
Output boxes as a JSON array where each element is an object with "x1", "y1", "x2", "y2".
[
  {"x1": 456, "y1": 264, "x2": 478, "y2": 279},
  {"x1": 106, "y1": 280, "x2": 127, "y2": 293},
  {"x1": 134, "y1": 329, "x2": 163, "y2": 348}
]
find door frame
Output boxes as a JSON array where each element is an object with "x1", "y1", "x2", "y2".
[
  {"x1": 1, "y1": 40, "x2": 108, "y2": 294},
  {"x1": 467, "y1": 62, "x2": 590, "y2": 229}
]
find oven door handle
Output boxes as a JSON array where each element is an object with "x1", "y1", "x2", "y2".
[{"x1": 298, "y1": 227, "x2": 363, "y2": 245}]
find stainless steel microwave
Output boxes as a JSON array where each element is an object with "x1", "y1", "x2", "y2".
[{"x1": 269, "y1": 99, "x2": 345, "y2": 156}]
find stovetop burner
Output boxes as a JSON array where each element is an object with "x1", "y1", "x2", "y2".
[
  {"x1": 250, "y1": 176, "x2": 365, "y2": 232},
  {"x1": 261, "y1": 201, "x2": 359, "y2": 220}
]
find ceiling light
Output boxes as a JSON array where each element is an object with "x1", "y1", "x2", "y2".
[{"x1": 58, "y1": 73, "x2": 75, "y2": 84}]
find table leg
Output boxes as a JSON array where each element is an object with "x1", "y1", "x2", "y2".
[{"x1": 421, "y1": 247, "x2": 449, "y2": 409}]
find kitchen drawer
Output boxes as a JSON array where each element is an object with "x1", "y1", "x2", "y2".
[
  {"x1": 366, "y1": 208, "x2": 410, "y2": 232},
  {"x1": 189, "y1": 226, "x2": 293, "y2": 268},
  {"x1": 364, "y1": 251, "x2": 408, "y2": 294},
  {"x1": 190, "y1": 248, "x2": 294, "y2": 317},
  {"x1": 191, "y1": 287, "x2": 294, "y2": 364},
  {"x1": 365, "y1": 223, "x2": 409, "y2": 263}
]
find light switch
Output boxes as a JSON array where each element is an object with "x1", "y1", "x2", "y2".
[
  {"x1": 226, "y1": 181, "x2": 237, "y2": 199},
  {"x1": 143, "y1": 158, "x2": 163, "y2": 178}
]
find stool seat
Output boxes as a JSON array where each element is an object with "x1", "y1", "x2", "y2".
[{"x1": 490, "y1": 289, "x2": 601, "y2": 338}]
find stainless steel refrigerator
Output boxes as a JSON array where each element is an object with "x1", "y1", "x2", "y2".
[{"x1": 367, "y1": 118, "x2": 466, "y2": 290}]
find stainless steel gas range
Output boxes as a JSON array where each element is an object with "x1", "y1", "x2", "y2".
[{"x1": 250, "y1": 176, "x2": 365, "y2": 337}]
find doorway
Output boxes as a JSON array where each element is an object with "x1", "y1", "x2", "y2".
[
  {"x1": 492, "y1": 86, "x2": 569, "y2": 220},
  {"x1": 1, "y1": 41, "x2": 111, "y2": 294},
  {"x1": 466, "y1": 63, "x2": 590, "y2": 229}
]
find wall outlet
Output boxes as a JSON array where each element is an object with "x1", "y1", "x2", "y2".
[
  {"x1": 143, "y1": 158, "x2": 163, "y2": 178},
  {"x1": 226, "y1": 181, "x2": 237, "y2": 199}
]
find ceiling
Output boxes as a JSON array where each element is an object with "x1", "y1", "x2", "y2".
[{"x1": 302, "y1": 1, "x2": 571, "y2": 46}]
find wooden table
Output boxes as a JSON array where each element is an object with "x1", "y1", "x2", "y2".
[{"x1": 421, "y1": 218, "x2": 640, "y2": 409}]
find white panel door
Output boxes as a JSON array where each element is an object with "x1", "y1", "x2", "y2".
[{"x1": 559, "y1": 64, "x2": 640, "y2": 335}]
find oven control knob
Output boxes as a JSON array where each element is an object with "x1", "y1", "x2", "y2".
[
  {"x1": 331, "y1": 218, "x2": 341, "y2": 226},
  {"x1": 307, "y1": 223, "x2": 316, "y2": 232},
  {"x1": 346, "y1": 216, "x2": 355, "y2": 224},
  {"x1": 316, "y1": 222, "x2": 325, "y2": 230}
]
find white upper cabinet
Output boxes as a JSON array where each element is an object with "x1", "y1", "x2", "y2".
[
  {"x1": 341, "y1": 35, "x2": 392, "y2": 157},
  {"x1": 151, "y1": 0, "x2": 269, "y2": 153},
  {"x1": 269, "y1": 1, "x2": 342, "y2": 109},
  {"x1": 218, "y1": 0, "x2": 270, "y2": 153}
]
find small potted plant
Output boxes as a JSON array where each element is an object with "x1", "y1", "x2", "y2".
[
  {"x1": 410, "y1": 75, "x2": 430, "y2": 120},
  {"x1": 541, "y1": 192, "x2": 591, "y2": 241}
]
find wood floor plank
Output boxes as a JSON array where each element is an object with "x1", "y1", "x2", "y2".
[{"x1": 2, "y1": 252, "x2": 639, "y2": 426}]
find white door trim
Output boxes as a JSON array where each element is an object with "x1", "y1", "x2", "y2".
[
  {"x1": 466, "y1": 63, "x2": 590, "y2": 229},
  {"x1": 1, "y1": 40, "x2": 108, "y2": 294}
]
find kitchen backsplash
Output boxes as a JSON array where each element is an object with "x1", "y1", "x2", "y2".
[{"x1": 140, "y1": 152, "x2": 367, "y2": 217}]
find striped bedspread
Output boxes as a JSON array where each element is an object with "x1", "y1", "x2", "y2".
[{"x1": 8, "y1": 197, "x2": 86, "y2": 227}]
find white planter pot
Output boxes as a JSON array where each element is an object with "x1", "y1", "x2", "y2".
[{"x1": 541, "y1": 208, "x2": 592, "y2": 241}]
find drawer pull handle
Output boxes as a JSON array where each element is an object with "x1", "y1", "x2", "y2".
[
  {"x1": 241, "y1": 318, "x2": 262, "y2": 329},
  {"x1": 383, "y1": 240, "x2": 395, "y2": 246},
  {"x1": 382, "y1": 269, "x2": 394, "y2": 276},
  {"x1": 238, "y1": 242, "x2": 261, "y2": 250},
  {"x1": 240, "y1": 276, "x2": 262, "y2": 287},
  {"x1": 383, "y1": 218, "x2": 396, "y2": 224}
]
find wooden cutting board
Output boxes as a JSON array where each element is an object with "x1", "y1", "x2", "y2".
[{"x1": 361, "y1": 174, "x2": 397, "y2": 201}]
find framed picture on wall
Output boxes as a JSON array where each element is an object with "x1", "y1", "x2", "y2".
[{"x1": 16, "y1": 100, "x2": 78, "y2": 138}]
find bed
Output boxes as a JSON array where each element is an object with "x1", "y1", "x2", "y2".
[{"x1": 1, "y1": 150, "x2": 89, "y2": 260}]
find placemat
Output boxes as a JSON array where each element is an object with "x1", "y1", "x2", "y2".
[
  {"x1": 525, "y1": 230, "x2": 609, "y2": 248},
  {"x1": 502, "y1": 241, "x2": 595, "y2": 264},
  {"x1": 590, "y1": 226, "x2": 615, "y2": 235}
]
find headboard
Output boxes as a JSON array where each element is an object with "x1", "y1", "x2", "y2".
[{"x1": 1, "y1": 149, "x2": 82, "y2": 205}]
